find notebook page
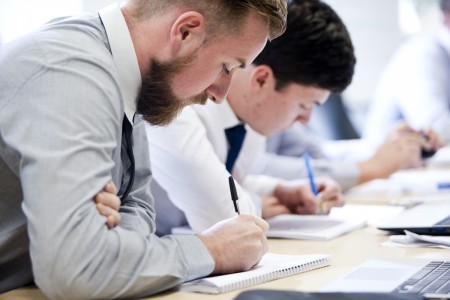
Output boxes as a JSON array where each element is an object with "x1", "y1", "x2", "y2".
[{"x1": 180, "y1": 253, "x2": 331, "y2": 294}]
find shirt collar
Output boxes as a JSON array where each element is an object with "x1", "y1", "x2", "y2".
[{"x1": 99, "y1": 3, "x2": 141, "y2": 124}]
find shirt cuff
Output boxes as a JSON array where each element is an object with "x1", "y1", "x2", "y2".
[{"x1": 173, "y1": 235, "x2": 215, "y2": 281}]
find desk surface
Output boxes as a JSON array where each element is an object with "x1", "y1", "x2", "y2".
[{"x1": 1, "y1": 225, "x2": 448, "y2": 300}]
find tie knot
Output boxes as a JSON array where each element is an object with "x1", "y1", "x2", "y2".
[{"x1": 225, "y1": 124, "x2": 246, "y2": 134}]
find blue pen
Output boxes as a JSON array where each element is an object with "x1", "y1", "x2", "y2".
[
  {"x1": 304, "y1": 153, "x2": 318, "y2": 196},
  {"x1": 437, "y1": 182, "x2": 450, "y2": 190}
]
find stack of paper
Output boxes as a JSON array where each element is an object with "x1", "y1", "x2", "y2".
[{"x1": 382, "y1": 230, "x2": 450, "y2": 249}]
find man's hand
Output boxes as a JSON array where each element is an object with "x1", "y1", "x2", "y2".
[
  {"x1": 358, "y1": 122, "x2": 445, "y2": 184},
  {"x1": 359, "y1": 129, "x2": 422, "y2": 182},
  {"x1": 261, "y1": 196, "x2": 290, "y2": 219},
  {"x1": 94, "y1": 181, "x2": 121, "y2": 229},
  {"x1": 273, "y1": 178, "x2": 344, "y2": 215},
  {"x1": 315, "y1": 177, "x2": 345, "y2": 214},
  {"x1": 198, "y1": 214, "x2": 269, "y2": 275},
  {"x1": 420, "y1": 127, "x2": 445, "y2": 154}
]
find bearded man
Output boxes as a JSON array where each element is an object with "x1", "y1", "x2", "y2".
[{"x1": 0, "y1": 0, "x2": 287, "y2": 298}]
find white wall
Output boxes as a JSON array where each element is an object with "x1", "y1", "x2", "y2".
[
  {"x1": 324, "y1": 0, "x2": 441, "y2": 132},
  {"x1": 0, "y1": 0, "x2": 81, "y2": 44},
  {"x1": 325, "y1": 0, "x2": 403, "y2": 112},
  {"x1": 82, "y1": 0, "x2": 118, "y2": 12},
  {"x1": 0, "y1": 0, "x2": 119, "y2": 44}
]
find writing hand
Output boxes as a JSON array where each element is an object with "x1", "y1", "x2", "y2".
[
  {"x1": 273, "y1": 178, "x2": 344, "y2": 215},
  {"x1": 273, "y1": 180, "x2": 318, "y2": 214},
  {"x1": 198, "y1": 214, "x2": 269, "y2": 275},
  {"x1": 315, "y1": 177, "x2": 345, "y2": 214},
  {"x1": 420, "y1": 128, "x2": 445, "y2": 155}
]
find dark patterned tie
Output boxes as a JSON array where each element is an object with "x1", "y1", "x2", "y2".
[
  {"x1": 225, "y1": 124, "x2": 247, "y2": 173},
  {"x1": 119, "y1": 115, "x2": 135, "y2": 202}
]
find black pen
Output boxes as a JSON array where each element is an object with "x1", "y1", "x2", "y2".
[{"x1": 228, "y1": 176, "x2": 240, "y2": 215}]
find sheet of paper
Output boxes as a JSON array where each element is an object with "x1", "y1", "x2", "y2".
[
  {"x1": 266, "y1": 214, "x2": 366, "y2": 240},
  {"x1": 427, "y1": 145, "x2": 450, "y2": 168},
  {"x1": 329, "y1": 204, "x2": 405, "y2": 227},
  {"x1": 405, "y1": 230, "x2": 450, "y2": 247},
  {"x1": 345, "y1": 169, "x2": 450, "y2": 202},
  {"x1": 381, "y1": 230, "x2": 450, "y2": 249}
]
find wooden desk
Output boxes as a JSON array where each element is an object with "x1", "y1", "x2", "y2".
[{"x1": 2, "y1": 226, "x2": 448, "y2": 300}]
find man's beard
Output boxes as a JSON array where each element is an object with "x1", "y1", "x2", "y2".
[{"x1": 136, "y1": 53, "x2": 208, "y2": 126}]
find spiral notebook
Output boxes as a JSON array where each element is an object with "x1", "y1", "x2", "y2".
[{"x1": 180, "y1": 253, "x2": 331, "y2": 294}]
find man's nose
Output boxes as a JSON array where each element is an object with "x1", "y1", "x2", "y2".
[{"x1": 205, "y1": 74, "x2": 233, "y2": 103}]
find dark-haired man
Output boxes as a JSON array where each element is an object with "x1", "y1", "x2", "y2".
[
  {"x1": 0, "y1": 0, "x2": 287, "y2": 298},
  {"x1": 148, "y1": 0, "x2": 354, "y2": 235}
]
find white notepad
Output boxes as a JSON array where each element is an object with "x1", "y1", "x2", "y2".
[
  {"x1": 180, "y1": 253, "x2": 331, "y2": 294},
  {"x1": 265, "y1": 214, "x2": 366, "y2": 240}
]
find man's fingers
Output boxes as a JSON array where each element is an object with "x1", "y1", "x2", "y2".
[
  {"x1": 96, "y1": 202, "x2": 114, "y2": 216},
  {"x1": 95, "y1": 191, "x2": 120, "y2": 211},
  {"x1": 96, "y1": 203, "x2": 121, "y2": 228},
  {"x1": 106, "y1": 214, "x2": 121, "y2": 229},
  {"x1": 320, "y1": 189, "x2": 339, "y2": 201},
  {"x1": 103, "y1": 181, "x2": 118, "y2": 194},
  {"x1": 252, "y1": 216, "x2": 270, "y2": 233},
  {"x1": 261, "y1": 236, "x2": 269, "y2": 254},
  {"x1": 263, "y1": 204, "x2": 291, "y2": 219},
  {"x1": 274, "y1": 205, "x2": 291, "y2": 215},
  {"x1": 93, "y1": 182, "x2": 121, "y2": 229},
  {"x1": 296, "y1": 200, "x2": 318, "y2": 214}
]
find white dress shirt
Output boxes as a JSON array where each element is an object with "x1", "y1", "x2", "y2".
[
  {"x1": 364, "y1": 28, "x2": 450, "y2": 144},
  {"x1": 147, "y1": 100, "x2": 280, "y2": 233}
]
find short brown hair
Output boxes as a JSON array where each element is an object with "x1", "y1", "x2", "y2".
[{"x1": 128, "y1": 0, "x2": 287, "y2": 40}]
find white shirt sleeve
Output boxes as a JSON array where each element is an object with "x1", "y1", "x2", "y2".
[
  {"x1": 253, "y1": 151, "x2": 360, "y2": 191},
  {"x1": 394, "y1": 38, "x2": 450, "y2": 142},
  {"x1": 146, "y1": 106, "x2": 260, "y2": 233},
  {"x1": 365, "y1": 33, "x2": 450, "y2": 144}
]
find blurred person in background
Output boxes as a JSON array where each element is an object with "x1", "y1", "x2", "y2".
[{"x1": 364, "y1": 0, "x2": 450, "y2": 145}]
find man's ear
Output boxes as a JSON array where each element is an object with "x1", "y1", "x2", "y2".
[
  {"x1": 251, "y1": 65, "x2": 275, "y2": 90},
  {"x1": 169, "y1": 11, "x2": 206, "y2": 58}
]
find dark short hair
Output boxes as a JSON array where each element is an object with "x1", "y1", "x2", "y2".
[
  {"x1": 441, "y1": 0, "x2": 450, "y2": 12},
  {"x1": 253, "y1": 0, "x2": 356, "y2": 93}
]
